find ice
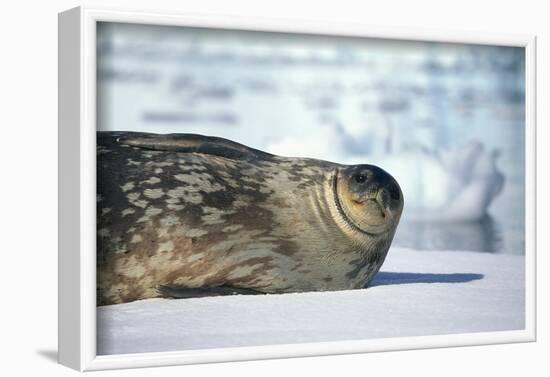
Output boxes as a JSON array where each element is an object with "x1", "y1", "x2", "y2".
[{"x1": 97, "y1": 248, "x2": 525, "y2": 355}]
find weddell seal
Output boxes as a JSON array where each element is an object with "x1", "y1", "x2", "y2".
[{"x1": 96, "y1": 132, "x2": 404, "y2": 305}]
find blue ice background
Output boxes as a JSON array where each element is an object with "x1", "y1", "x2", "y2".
[{"x1": 96, "y1": 22, "x2": 525, "y2": 254}]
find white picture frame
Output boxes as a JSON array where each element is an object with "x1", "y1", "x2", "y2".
[{"x1": 58, "y1": 5, "x2": 537, "y2": 371}]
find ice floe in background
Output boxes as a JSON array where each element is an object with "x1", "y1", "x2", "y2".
[{"x1": 368, "y1": 141, "x2": 505, "y2": 221}]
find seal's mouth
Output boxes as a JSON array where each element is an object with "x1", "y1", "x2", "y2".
[{"x1": 352, "y1": 198, "x2": 386, "y2": 219}]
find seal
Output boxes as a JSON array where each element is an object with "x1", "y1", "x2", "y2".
[{"x1": 97, "y1": 131, "x2": 404, "y2": 305}]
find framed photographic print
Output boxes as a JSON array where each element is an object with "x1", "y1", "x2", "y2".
[{"x1": 58, "y1": 6, "x2": 536, "y2": 371}]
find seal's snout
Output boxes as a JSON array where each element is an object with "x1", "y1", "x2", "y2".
[
  {"x1": 387, "y1": 181, "x2": 401, "y2": 201},
  {"x1": 376, "y1": 178, "x2": 403, "y2": 213}
]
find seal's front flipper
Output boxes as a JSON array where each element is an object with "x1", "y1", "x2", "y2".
[
  {"x1": 116, "y1": 132, "x2": 275, "y2": 161},
  {"x1": 157, "y1": 285, "x2": 265, "y2": 299}
]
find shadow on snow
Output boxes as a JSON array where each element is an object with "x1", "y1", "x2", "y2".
[{"x1": 371, "y1": 272, "x2": 484, "y2": 287}]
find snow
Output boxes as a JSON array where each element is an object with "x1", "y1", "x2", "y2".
[{"x1": 97, "y1": 248, "x2": 525, "y2": 355}]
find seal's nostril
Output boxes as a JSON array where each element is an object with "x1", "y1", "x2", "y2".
[{"x1": 388, "y1": 184, "x2": 400, "y2": 201}]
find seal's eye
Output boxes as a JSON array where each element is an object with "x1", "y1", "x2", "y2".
[{"x1": 354, "y1": 174, "x2": 367, "y2": 183}]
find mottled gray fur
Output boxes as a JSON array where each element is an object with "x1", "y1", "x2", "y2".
[{"x1": 97, "y1": 132, "x2": 403, "y2": 305}]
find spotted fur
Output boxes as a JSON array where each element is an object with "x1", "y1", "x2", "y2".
[{"x1": 97, "y1": 132, "x2": 403, "y2": 305}]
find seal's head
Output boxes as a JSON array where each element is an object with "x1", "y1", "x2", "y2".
[{"x1": 335, "y1": 164, "x2": 404, "y2": 235}]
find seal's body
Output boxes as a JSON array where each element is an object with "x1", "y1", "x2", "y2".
[{"x1": 97, "y1": 132, "x2": 403, "y2": 305}]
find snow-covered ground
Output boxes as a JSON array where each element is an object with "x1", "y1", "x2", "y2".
[{"x1": 97, "y1": 248, "x2": 525, "y2": 355}]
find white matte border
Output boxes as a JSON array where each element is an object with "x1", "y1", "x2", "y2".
[{"x1": 58, "y1": 5, "x2": 536, "y2": 371}]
